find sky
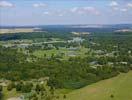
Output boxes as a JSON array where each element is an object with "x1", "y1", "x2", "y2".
[{"x1": 0, "y1": 0, "x2": 132, "y2": 26}]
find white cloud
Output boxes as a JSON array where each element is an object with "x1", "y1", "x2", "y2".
[
  {"x1": 43, "y1": 10, "x2": 64, "y2": 17},
  {"x1": 33, "y1": 3, "x2": 47, "y2": 8},
  {"x1": 58, "y1": 14, "x2": 63, "y2": 17},
  {"x1": 71, "y1": 7, "x2": 78, "y2": 13},
  {"x1": 83, "y1": 7, "x2": 100, "y2": 15},
  {"x1": 112, "y1": 7, "x2": 119, "y2": 11},
  {"x1": 120, "y1": 8, "x2": 127, "y2": 12},
  {"x1": 54, "y1": 10, "x2": 66, "y2": 17},
  {"x1": 127, "y1": 3, "x2": 132, "y2": 8},
  {"x1": 70, "y1": 7, "x2": 100, "y2": 15},
  {"x1": 110, "y1": 1, "x2": 118, "y2": 7},
  {"x1": 112, "y1": 7, "x2": 128, "y2": 12},
  {"x1": 109, "y1": 1, "x2": 129, "y2": 12},
  {"x1": 43, "y1": 11, "x2": 50, "y2": 15},
  {"x1": 0, "y1": 1, "x2": 14, "y2": 7}
]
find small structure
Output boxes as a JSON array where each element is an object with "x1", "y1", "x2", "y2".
[
  {"x1": 68, "y1": 47, "x2": 80, "y2": 51},
  {"x1": 120, "y1": 62, "x2": 128, "y2": 65},
  {"x1": 67, "y1": 51, "x2": 77, "y2": 57},
  {"x1": 68, "y1": 37, "x2": 84, "y2": 43},
  {"x1": 17, "y1": 44, "x2": 30, "y2": 48}
]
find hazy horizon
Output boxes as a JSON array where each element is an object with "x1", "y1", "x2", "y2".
[{"x1": 1, "y1": 23, "x2": 132, "y2": 27}]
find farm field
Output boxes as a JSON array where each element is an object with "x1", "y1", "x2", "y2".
[
  {"x1": 0, "y1": 28, "x2": 35, "y2": 34},
  {"x1": 61, "y1": 71, "x2": 132, "y2": 100}
]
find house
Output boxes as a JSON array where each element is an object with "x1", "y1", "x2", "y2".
[
  {"x1": 120, "y1": 62, "x2": 128, "y2": 65},
  {"x1": 68, "y1": 37, "x2": 84, "y2": 43},
  {"x1": 94, "y1": 50, "x2": 105, "y2": 55}
]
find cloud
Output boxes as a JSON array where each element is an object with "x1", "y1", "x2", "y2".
[
  {"x1": 55, "y1": 10, "x2": 65, "y2": 17},
  {"x1": 120, "y1": 8, "x2": 127, "y2": 12},
  {"x1": 58, "y1": 14, "x2": 63, "y2": 17},
  {"x1": 0, "y1": 1, "x2": 14, "y2": 7},
  {"x1": 127, "y1": 3, "x2": 132, "y2": 8},
  {"x1": 112, "y1": 7, "x2": 119, "y2": 11},
  {"x1": 110, "y1": 1, "x2": 118, "y2": 7},
  {"x1": 43, "y1": 11, "x2": 51, "y2": 15},
  {"x1": 109, "y1": 1, "x2": 128, "y2": 12},
  {"x1": 70, "y1": 7, "x2": 100, "y2": 15},
  {"x1": 43, "y1": 10, "x2": 64, "y2": 17},
  {"x1": 71, "y1": 7, "x2": 78, "y2": 13},
  {"x1": 112, "y1": 7, "x2": 128, "y2": 12},
  {"x1": 33, "y1": 3, "x2": 47, "y2": 8}
]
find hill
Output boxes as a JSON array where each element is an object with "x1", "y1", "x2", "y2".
[{"x1": 61, "y1": 71, "x2": 132, "y2": 100}]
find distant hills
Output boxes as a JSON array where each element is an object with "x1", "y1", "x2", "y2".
[
  {"x1": 115, "y1": 29, "x2": 132, "y2": 32},
  {"x1": 0, "y1": 24, "x2": 132, "y2": 33}
]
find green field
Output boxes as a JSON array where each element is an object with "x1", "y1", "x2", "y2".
[
  {"x1": 59, "y1": 71, "x2": 132, "y2": 100},
  {"x1": 33, "y1": 47, "x2": 89, "y2": 60}
]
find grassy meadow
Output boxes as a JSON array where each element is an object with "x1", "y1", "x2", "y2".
[{"x1": 59, "y1": 71, "x2": 132, "y2": 100}]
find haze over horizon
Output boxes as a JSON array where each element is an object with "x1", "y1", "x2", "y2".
[{"x1": 0, "y1": 0, "x2": 132, "y2": 26}]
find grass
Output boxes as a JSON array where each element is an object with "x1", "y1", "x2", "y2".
[
  {"x1": 33, "y1": 47, "x2": 88, "y2": 60},
  {"x1": 58, "y1": 71, "x2": 132, "y2": 100},
  {"x1": 33, "y1": 48, "x2": 68, "y2": 58},
  {"x1": 2, "y1": 87, "x2": 21, "y2": 100}
]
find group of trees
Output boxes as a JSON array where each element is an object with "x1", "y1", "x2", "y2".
[
  {"x1": 0, "y1": 81, "x2": 57, "y2": 100},
  {"x1": 7, "y1": 81, "x2": 33, "y2": 93},
  {"x1": 0, "y1": 32, "x2": 72, "y2": 41}
]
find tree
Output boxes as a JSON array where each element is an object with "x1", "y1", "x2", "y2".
[
  {"x1": 44, "y1": 54, "x2": 47, "y2": 57},
  {"x1": 16, "y1": 82, "x2": 23, "y2": 91},
  {"x1": 50, "y1": 86, "x2": 55, "y2": 95},
  {"x1": 21, "y1": 82, "x2": 33, "y2": 93},
  {"x1": 0, "y1": 85, "x2": 3, "y2": 100},
  {"x1": 51, "y1": 53, "x2": 55, "y2": 58},
  {"x1": 7, "y1": 82, "x2": 15, "y2": 91},
  {"x1": 32, "y1": 96, "x2": 38, "y2": 100},
  {"x1": 35, "y1": 84, "x2": 41, "y2": 93}
]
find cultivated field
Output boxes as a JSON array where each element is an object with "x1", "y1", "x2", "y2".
[{"x1": 0, "y1": 28, "x2": 41, "y2": 34}]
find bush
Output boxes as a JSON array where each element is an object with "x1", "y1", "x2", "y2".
[
  {"x1": 110, "y1": 94, "x2": 114, "y2": 98},
  {"x1": 63, "y1": 94, "x2": 66, "y2": 99},
  {"x1": 15, "y1": 82, "x2": 23, "y2": 91},
  {"x1": 0, "y1": 85, "x2": 2, "y2": 92}
]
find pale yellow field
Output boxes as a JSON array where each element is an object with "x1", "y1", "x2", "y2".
[{"x1": 0, "y1": 28, "x2": 35, "y2": 34}]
